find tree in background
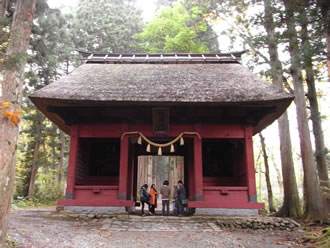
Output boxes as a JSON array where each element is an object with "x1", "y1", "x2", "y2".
[
  {"x1": 0, "y1": 0, "x2": 37, "y2": 244},
  {"x1": 181, "y1": 0, "x2": 219, "y2": 52},
  {"x1": 214, "y1": 0, "x2": 329, "y2": 219},
  {"x1": 316, "y1": 0, "x2": 329, "y2": 82},
  {"x1": 0, "y1": 0, "x2": 10, "y2": 60},
  {"x1": 71, "y1": 0, "x2": 144, "y2": 53},
  {"x1": 136, "y1": 0, "x2": 212, "y2": 52},
  {"x1": 155, "y1": 0, "x2": 176, "y2": 9},
  {"x1": 282, "y1": 0, "x2": 327, "y2": 220},
  {"x1": 215, "y1": 0, "x2": 302, "y2": 217},
  {"x1": 14, "y1": 0, "x2": 145, "y2": 205},
  {"x1": 259, "y1": 133, "x2": 276, "y2": 213},
  {"x1": 297, "y1": 0, "x2": 329, "y2": 211},
  {"x1": 14, "y1": 6, "x2": 72, "y2": 202},
  {"x1": 262, "y1": 0, "x2": 301, "y2": 217},
  {"x1": 153, "y1": 0, "x2": 219, "y2": 52}
]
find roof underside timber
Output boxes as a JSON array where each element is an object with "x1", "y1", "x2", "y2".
[{"x1": 29, "y1": 51, "x2": 294, "y2": 135}]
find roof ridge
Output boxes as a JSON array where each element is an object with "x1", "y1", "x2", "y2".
[{"x1": 78, "y1": 50, "x2": 247, "y2": 64}]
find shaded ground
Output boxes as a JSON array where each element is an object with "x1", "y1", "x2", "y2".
[{"x1": 7, "y1": 209, "x2": 306, "y2": 248}]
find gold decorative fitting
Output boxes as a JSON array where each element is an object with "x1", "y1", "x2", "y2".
[
  {"x1": 146, "y1": 144, "x2": 151, "y2": 152},
  {"x1": 158, "y1": 147, "x2": 162, "y2": 156},
  {"x1": 180, "y1": 137, "x2": 184, "y2": 146}
]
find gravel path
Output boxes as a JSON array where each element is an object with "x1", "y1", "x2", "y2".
[{"x1": 7, "y1": 209, "x2": 304, "y2": 248}]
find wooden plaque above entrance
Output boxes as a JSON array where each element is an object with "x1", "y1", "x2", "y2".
[{"x1": 153, "y1": 108, "x2": 169, "y2": 136}]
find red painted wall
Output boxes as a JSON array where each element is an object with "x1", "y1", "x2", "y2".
[{"x1": 59, "y1": 123, "x2": 262, "y2": 209}]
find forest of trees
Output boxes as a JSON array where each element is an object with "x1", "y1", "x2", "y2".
[{"x1": 0, "y1": 0, "x2": 329, "y2": 245}]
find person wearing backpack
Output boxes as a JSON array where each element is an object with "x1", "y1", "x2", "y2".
[{"x1": 140, "y1": 184, "x2": 151, "y2": 216}]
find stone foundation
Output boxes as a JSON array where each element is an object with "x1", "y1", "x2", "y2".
[
  {"x1": 64, "y1": 206, "x2": 126, "y2": 214},
  {"x1": 195, "y1": 208, "x2": 258, "y2": 216},
  {"x1": 216, "y1": 217, "x2": 301, "y2": 231}
]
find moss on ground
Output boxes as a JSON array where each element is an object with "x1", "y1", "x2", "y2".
[{"x1": 303, "y1": 227, "x2": 330, "y2": 247}]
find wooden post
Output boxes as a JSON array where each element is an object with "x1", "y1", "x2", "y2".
[
  {"x1": 193, "y1": 131, "x2": 203, "y2": 201},
  {"x1": 245, "y1": 126, "x2": 257, "y2": 202},
  {"x1": 118, "y1": 135, "x2": 129, "y2": 200},
  {"x1": 65, "y1": 125, "x2": 79, "y2": 199}
]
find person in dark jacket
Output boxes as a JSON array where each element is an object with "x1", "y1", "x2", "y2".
[
  {"x1": 140, "y1": 184, "x2": 151, "y2": 216},
  {"x1": 177, "y1": 180, "x2": 186, "y2": 216}
]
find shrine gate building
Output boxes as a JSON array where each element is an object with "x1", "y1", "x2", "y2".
[{"x1": 30, "y1": 52, "x2": 293, "y2": 214}]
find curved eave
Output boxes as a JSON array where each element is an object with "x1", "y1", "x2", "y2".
[{"x1": 29, "y1": 96, "x2": 293, "y2": 136}]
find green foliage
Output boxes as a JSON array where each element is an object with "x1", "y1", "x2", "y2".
[
  {"x1": 32, "y1": 170, "x2": 65, "y2": 204},
  {"x1": 1, "y1": 52, "x2": 26, "y2": 70},
  {"x1": 14, "y1": 169, "x2": 65, "y2": 206},
  {"x1": 27, "y1": 7, "x2": 74, "y2": 84},
  {"x1": 70, "y1": 0, "x2": 144, "y2": 53},
  {"x1": 11, "y1": 198, "x2": 33, "y2": 209},
  {"x1": 136, "y1": 1, "x2": 209, "y2": 53}
]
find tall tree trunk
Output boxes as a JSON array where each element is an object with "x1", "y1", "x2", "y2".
[
  {"x1": 0, "y1": 0, "x2": 9, "y2": 61},
  {"x1": 255, "y1": 150, "x2": 263, "y2": 200},
  {"x1": 263, "y1": 0, "x2": 301, "y2": 217},
  {"x1": 299, "y1": 0, "x2": 329, "y2": 213},
  {"x1": 258, "y1": 160, "x2": 262, "y2": 201},
  {"x1": 0, "y1": 0, "x2": 8, "y2": 17},
  {"x1": 56, "y1": 130, "x2": 65, "y2": 186},
  {"x1": 282, "y1": 0, "x2": 327, "y2": 220},
  {"x1": 317, "y1": 0, "x2": 330, "y2": 82},
  {"x1": 42, "y1": 141, "x2": 49, "y2": 175},
  {"x1": 0, "y1": 0, "x2": 37, "y2": 245},
  {"x1": 273, "y1": 162, "x2": 283, "y2": 197},
  {"x1": 259, "y1": 133, "x2": 276, "y2": 212},
  {"x1": 27, "y1": 139, "x2": 40, "y2": 200}
]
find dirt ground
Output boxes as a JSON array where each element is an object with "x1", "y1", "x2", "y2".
[{"x1": 6, "y1": 209, "x2": 306, "y2": 248}]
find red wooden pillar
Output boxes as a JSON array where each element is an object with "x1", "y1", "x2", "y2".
[
  {"x1": 244, "y1": 125, "x2": 257, "y2": 202},
  {"x1": 193, "y1": 126, "x2": 203, "y2": 201},
  {"x1": 65, "y1": 125, "x2": 79, "y2": 200},
  {"x1": 118, "y1": 135, "x2": 129, "y2": 200}
]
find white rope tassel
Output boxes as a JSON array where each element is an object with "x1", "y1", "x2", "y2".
[
  {"x1": 146, "y1": 144, "x2": 151, "y2": 152},
  {"x1": 158, "y1": 147, "x2": 162, "y2": 156},
  {"x1": 170, "y1": 144, "x2": 174, "y2": 153},
  {"x1": 137, "y1": 136, "x2": 142, "y2": 145},
  {"x1": 180, "y1": 137, "x2": 184, "y2": 146}
]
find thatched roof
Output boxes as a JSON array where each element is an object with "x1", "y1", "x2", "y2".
[
  {"x1": 30, "y1": 63, "x2": 292, "y2": 103},
  {"x1": 29, "y1": 53, "x2": 293, "y2": 134}
]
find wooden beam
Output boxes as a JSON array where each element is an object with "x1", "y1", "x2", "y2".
[
  {"x1": 118, "y1": 125, "x2": 129, "y2": 200},
  {"x1": 193, "y1": 134, "x2": 203, "y2": 201},
  {"x1": 244, "y1": 126, "x2": 257, "y2": 202},
  {"x1": 65, "y1": 125, "x2": 79, "y2": 199}
]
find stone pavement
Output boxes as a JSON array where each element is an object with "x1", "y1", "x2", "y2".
[
  {"x1": 100, "y1": 215, "x2": 223, "y2": 232},
  {"x1": 8, "y1": 209, "x2": 304, "y2": 247}
]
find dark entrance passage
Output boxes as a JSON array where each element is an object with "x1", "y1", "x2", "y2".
[
  {"x1": 76, "y1": 138, "x2": 120, "y2": 186},
  {"x1": 202, "y1": 138, "x2": 246, "y2": 187}
]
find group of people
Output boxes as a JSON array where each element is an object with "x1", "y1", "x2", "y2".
[{"x1": 139, "y1": 180, "x2": 186, "y2": 217}]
